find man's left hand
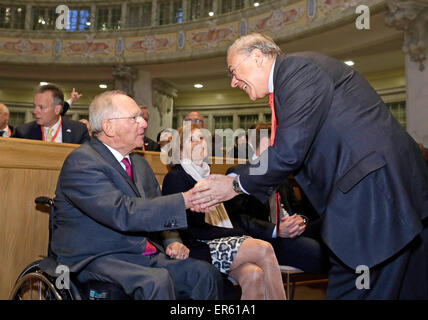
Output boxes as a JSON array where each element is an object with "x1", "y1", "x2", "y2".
[
  {"x1": 277, "y1": 214, "x2": 306, "y2": 238},
  {"x1": 165, "y1": 241, "x2": 189, "y2": 260}
]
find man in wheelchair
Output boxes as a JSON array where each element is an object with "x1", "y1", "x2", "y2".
[{"x1": 48, "y1": 90, "x2": 224, "y2": 300}]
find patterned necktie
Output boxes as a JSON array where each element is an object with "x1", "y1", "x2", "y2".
[
  {"x1": 268, "y1": 92, "x2": 281, "y2": 234},
  {"x1": 121, "y1": 157, "x2": 134, "y2": 182},
  {"x1": 121, "y1": 157, "x2": 156, "y2": 255},
  {"x1": 46, "y1": 128, "x2": 54, "y2": 142}
]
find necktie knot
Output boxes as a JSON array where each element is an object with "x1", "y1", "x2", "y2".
[
  {"x1": 46, "y1": 128, "x2": 54, "y2": 142},
  {"x1": 121, "y1": 157, "x2": 134, "y2": 181}
]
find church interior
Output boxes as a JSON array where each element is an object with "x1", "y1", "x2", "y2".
[{"x1": 0, "y1": 0, "x2": 427, "y2": 301}]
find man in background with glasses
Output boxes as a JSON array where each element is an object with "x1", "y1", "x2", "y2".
[{"x1": 51, "y1": 90, "x2": 224, "y2": 300}]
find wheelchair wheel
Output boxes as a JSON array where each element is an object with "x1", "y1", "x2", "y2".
[{"x1": 9, "y1": 260, "x2": 73, "y2": 300}]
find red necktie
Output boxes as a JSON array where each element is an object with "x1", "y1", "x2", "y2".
[
  {"x1": 121, "y1": 157, "x2": 156, "y2": 255},
  {"x1": 121, "y1": 157, "x2": 134, "y2": 182},
  {"x1": 268, "y1": 92, "x2": 277, "y2": 146},
  {"x1": 268, "y1": 92, "x2": 281, "y2": 234}
]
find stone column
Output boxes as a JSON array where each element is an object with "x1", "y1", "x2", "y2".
[
  {"x1": 133, "y1": 70, "x2": 157, "y2": 139},
  {"x1": 212, "y1": 0, "x2": 218, "y2": 15},
  {"x1": 120, "y1": 2, "x2": 127, "y2": 28},
  {"x1": 25, "y1": 4, "x2": 32, "y2": 30},
  {"x1": 182, "y1": 0, "x2": 189, "y2": 22},
  {"x1": 25, "y1": 110, "x2": 33, "y2": 123},
  {"x1": 385, "y1": 0, "x2": 428, "y2": 145},
  {"x1": 233, "y1": 113, "x2": 239, "y2": 130},
  {"x1": 208, "y1": 114, "x2": 214, "y2": 132},
  {"x1": 151, "y1": 79, "x2": 178, "y2": 138},
  {"x1": 112, "y1": 64, "x2": 137, "y2": 98},
  {"x1": 177, "y1": 112, "x2": 184, "y2": 128},
  {"x1": 90, "y1": 4, "x2": 96, "y2": 31},
  {"x1": 151, "y1": 0, "x2": 158, "y2": 26}
]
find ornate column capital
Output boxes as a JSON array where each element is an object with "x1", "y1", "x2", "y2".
[
  {"x1": 385, "y1": 0, "x2": 428, "y2": 71},
  {"x1": 112, "y1": 64, "x2": 137, "y2": 97}
]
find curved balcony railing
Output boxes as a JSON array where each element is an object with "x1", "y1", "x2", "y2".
[{"x1": 0, "y1": 0, "x2": 386, "y2": 65}]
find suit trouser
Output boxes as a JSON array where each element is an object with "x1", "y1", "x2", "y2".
[
  {"x1": 76, "y1": 252, "x2": 224, "y2": 300},
  {"x1": 326, "y1": 228, "x2": 428, "y2": 300}
]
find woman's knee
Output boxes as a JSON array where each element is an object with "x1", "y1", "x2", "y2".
[
  {"x1": 245, "y1": 238, "x2": 276, "y2": 259},
  {"x1": 233, "y1": 263, "x2": 264, "y2": 284}
]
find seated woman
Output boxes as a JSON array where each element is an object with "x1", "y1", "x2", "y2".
[{"x1": 162, "y1": 124, "x2": 286, "y2": 300}]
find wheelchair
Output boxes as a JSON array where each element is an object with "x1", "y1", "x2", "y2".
[{"x1": 9, "y1": 197, "x2": 129, "y2": 300}]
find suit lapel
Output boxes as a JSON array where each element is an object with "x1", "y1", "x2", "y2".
[
  {"x1": 61, "y1": 118, "x2": 72, "y2": 143},
  {"x1": 89, "y1": 138, "x2": 141, "y2": 197},
  {"x1": 130, "y1": 153, "x2": 146, "y2": 198},
  {"x1": 32, "y1": 123, "x2": 43, "y2": 140}
]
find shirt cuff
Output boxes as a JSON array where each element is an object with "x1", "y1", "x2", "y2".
[{"x1": 272, "y1": 228, "x2": 277, "y2": 238}]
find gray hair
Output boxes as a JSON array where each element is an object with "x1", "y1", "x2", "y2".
[
  {"x1": 228, "y1": 33, "x2": 282, "y2": 58},
  {"x1": 89, "y1": 90, "x2": 126, "y2": 135}
]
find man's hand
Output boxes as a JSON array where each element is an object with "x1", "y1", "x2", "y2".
[
  {"x1": 165, "y1": 241, "x2": 189, "y2": 260},
  {"x1": 190, "y1": 175, "x2": 236, "y2": 212},
  {"x1": 277, "y1": 214, "x2": 306, "y2": 238},
  {"x1": 69, "y1": 88, "x2": 82, "y2": 103},
  {"x1": 182, "y1": 189, "x2": 196, "y2": 209}
]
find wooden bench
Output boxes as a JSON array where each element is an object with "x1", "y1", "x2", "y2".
[{"x1": 0, "y1": 137, "x2": 328, "y2": 300}]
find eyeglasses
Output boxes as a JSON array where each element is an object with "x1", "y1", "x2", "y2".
[
  {"x1": 108, "y1": 114, "x2": 144, "y2": 123},
  {"x1": 187, "y1": 119, "x2": 204, "y2": 125},
  {"x1": 227, "y1": 54, "x2": 251, "y2": 78}
]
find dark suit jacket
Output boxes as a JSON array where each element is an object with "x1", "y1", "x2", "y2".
[
  {"x1": 162, "y1": 165, "x2": 246, "y2": 262},
  {"x1": 238, "y1": 52, "x2": 428, "y2": 269},
  {"x1": 0, "y1": 125, "x2": 13, "y2": 137},
  {"x1": 143, "y1": 136, "x2": 161, "y2": 151},
  {"x1": 13, "y1": 117, "x2": 90, "y2": 144},
  {"x1": 51, "y1": 137, "x2": 187, "y2": 272},
  {"x1": 226, "y1": 164, "x2": 319, "y2": 222}
]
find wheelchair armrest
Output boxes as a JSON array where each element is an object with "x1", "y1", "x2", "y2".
[{"x1": 35, "y1": 196, "x2": 53, "y2": 206}]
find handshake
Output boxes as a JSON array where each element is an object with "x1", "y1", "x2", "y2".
[{"x1": 182, "y1": 174, "x2": 237, "y2": 212}]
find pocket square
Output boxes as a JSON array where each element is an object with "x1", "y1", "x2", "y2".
[{"x1": 66, "y1": 129, "x2": 72, "y2": 133}]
